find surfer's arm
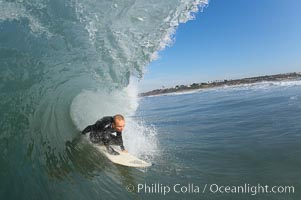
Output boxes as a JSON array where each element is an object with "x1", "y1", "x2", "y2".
[
  {"x1": 82, "y1": 125, "x2": 93, "y2": 134},
  {"x1": 95, "y1": 116, "x2": 113, "y2": 130},
  {"x1": 82, "y1": 116, "x2": 111, "y2": 134},
  {"x1": 116, "y1": 132, "x2": 125, "y2": 151}
]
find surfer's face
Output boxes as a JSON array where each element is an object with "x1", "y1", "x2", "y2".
[{"x1": 112, "y1": 119, "x2": 125, "y2": 132}]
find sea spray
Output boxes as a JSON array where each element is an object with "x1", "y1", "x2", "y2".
[{"x1": 0, "y1": 0, "x2": 208, "y2": 199}]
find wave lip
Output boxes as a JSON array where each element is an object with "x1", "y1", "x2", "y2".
[
  {"x1": 0, "y1": 0, "x2": 209, "y2": 146},
  {"x1": 0, "y1": 1, "x2": 209, "y2": 194}
]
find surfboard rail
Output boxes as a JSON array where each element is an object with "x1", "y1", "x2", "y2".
[{"x1": 95, "y1": 145, "x2": 152, "y2": 168}]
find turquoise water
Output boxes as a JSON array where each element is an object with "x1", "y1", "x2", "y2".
[
  {"x1": 1, "y1": 0, "x2": 300, "y2": 199},
  {"x1": 135, "y1": 82, "x2": 301, "y2": 200},
  {"x1": 0, "y1": 0, "x2": 206, "y2": 199}
]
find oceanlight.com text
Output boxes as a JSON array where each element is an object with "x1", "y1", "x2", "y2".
[
  {"x1": 208, "y1": 183, "x2": 295, "y2": 195},
  {"x1": 126, "y1": 183, "x2": 295, "y2": 196}
]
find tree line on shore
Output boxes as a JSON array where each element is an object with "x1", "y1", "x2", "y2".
[{"x1": 139, "y1": 72, "x2": 301, "y2": 97}]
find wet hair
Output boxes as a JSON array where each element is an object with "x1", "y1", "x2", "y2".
[{"x1": 113, "y1": 114, "x2": 125, "y2": 123}]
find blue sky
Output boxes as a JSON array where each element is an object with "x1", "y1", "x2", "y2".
[{"x1": 138, "y1": 0, "x2": 301, "y2": 92}]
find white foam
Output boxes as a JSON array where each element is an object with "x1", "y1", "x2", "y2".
[
  {"x1": 142, "y1": 79, "x2": 301, "y2": 98},
  {"x1": 123, "y1": 119, "x2": 159, "y2": 160},
  {"x1": 70, "y1": 79, "x2": 158, "y2": 160},
  {"x1": 224, "y1": 80, "x2": 301, "y2": 91},
  {"x1": 70, "y1": 82, "x2": 139, "y2": 130},
  {"x1": 0, "y1": 1, "x2": 51, "y2": 35},
  {"x1": 154, "y1": 0, "x2": 208, "y2": 59}
]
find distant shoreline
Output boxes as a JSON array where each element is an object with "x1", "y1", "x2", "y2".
[{"x1": 139, "y1": 72, "x2": 301, "y2": 97}]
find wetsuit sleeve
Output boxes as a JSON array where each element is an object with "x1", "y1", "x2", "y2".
[
  {"x1": 94, "y1": 116, "x2": 113, "y2": 130},
  {"x1": 81, "y1": 125, "x2": 94, "y2": 134},
  {"x1": 82, "y1": 116, "x2": 113, "y2": 134},
  {"x1": 116, "y1": 132, "x2": 125, "y2": 151}
]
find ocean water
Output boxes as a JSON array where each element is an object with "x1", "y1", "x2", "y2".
[
  {"x1": 1, "y1": 0, "x2": 300, "y2": 200},
  {"x1": 0, "y1": 0, "x2": 207, "y2": 199},
  {"x1": 135, "y1": 81, "x2": 301, "y2": 200}
]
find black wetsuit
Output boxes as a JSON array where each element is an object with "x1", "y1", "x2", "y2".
[{"x1": 82, "y1": 116, "x2": 125, "y2": 153}]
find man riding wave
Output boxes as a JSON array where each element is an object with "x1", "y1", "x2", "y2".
[{"x1": 82, "y1": 114, "x2": 128, "y2": 155}]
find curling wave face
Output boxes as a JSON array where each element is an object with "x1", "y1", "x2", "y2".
[{"x1": 0, "y1": 0, "x2": 207, "y2": 198}]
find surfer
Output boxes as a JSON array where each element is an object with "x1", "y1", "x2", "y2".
[{"x1": 82, "y1": 114, "x2": 128, "y2": 155}]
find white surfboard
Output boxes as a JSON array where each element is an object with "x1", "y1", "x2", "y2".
[{"x1": 95, "y1": 145, "x2": 152, "y2": 168}]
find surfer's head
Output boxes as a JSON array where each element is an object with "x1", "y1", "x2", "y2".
[{"x1": 112, "y1": 114, "x2": 125, "y2": 132}]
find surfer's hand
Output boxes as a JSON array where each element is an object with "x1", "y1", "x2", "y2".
[{"x1": 122, "y1": 149, "x2": 128, "y2": 153}]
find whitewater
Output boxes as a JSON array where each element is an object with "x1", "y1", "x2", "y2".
[
  {"x1": 0, "y1": 0, "x2": 208, "y2": 199},
  {"x1": 1, "y1": 0, "x2": 300, "y2": 200}
]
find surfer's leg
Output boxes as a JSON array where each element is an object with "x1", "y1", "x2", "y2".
[
  {"x1": 102, "y1": 134, "x2": 120, "y2": 155},
  {"x1": 107, "y1": 135, "x2": 122, "y2": 146},
  {"x1": 82, "y1": 125, "x2": 93, "y2": 135},
  {"x1": 89, "y1": 131, "x2": 103, "y2": 143},
  {"x1": 105, "y1": 145, "x2": 120, "y2": 155}
]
